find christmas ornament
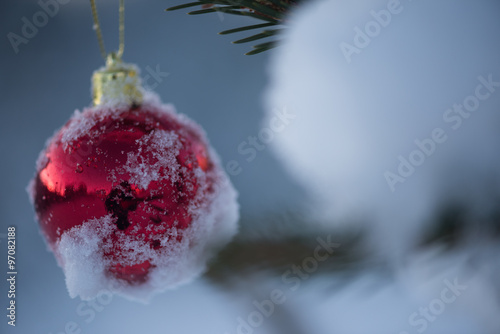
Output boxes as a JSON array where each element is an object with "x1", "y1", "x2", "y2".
[{"x1": 28, "y1": 0, "x2": 238, "y2": 301}]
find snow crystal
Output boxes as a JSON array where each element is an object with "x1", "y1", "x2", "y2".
[
  {"x1": 35, "y1": 146, "x2": 49, "y2": 172},
  {"x1": 50, "y1": 94, "x2": 239, "y2": 302},
  {"x1": 57, "y1": 215, "x2": 116, "y2": 300},
  {"x1": 55, "y1": 165, "x2": 237, "y2": 302},
  {"x1": 58, "y1": 91, "x2": 177, "y2": 153},
  {"x1": 122, "y1": 130, "x2": 181, "y2": 190},
  {"x1": 59, "y1": 107, "x2": 120, "y2": 152},
  {"x1": 60, "y1": 109, "x2": 90, "y2": 151}
]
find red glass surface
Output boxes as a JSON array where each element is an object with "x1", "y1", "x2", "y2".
[{"x1": 32, "y1": 105, "x2": 214, "y2": 284}]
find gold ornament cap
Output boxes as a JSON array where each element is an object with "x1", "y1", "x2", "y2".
[{"x1": 91, "y1": 53, "x2": 143, "y2": 107}]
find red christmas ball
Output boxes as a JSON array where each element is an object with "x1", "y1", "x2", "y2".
[{"x1": 30, "y1": 95, "x2": 238, "y2": 300}]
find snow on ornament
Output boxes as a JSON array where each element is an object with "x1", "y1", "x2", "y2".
[{"x1": 28, "y1": 53, "x2": 239, "y2": 301}]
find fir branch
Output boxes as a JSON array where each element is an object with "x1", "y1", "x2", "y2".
[
  {"x1": 188, "y1": 5, "x2": 242, "y2": 15},
  {"x1": 245, "y1": 40, "x2": 278, "y2": 55},
  {"x1": 205, "y1": 229, "x2": 371, "y2": 288},
  {"x1": 203, "y1": 205, "x2": 493, "y2": 289},
  {"x1": 166, "y1": 0, "x2": 301, "y2": 55},
  {"x1": 219, "y1": 22, "x2": 276, "y2": 35},
  {"x1": 233, "y1": 29, "x2": 282, "y2": 44},
  {"x1": 166, "y1": 1, "x2": 206, "y2": 11}
]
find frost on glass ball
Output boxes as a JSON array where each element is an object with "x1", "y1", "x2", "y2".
[
  {"x1": 29, "y1": 93, "x2": 239, "y2": 301},
  {"x1": 265, "y1": 0, "x2": 500, "y2": 256}
]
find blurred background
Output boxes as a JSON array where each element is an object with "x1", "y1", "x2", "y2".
[{"x1": 1, "y1": 0, "x2": 500, "y2": 333}]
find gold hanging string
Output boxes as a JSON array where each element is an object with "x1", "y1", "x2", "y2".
[
  {"x1": 90, "y1": 0, "x2": 141, "y2": 106},
  {"x1": 117, "y1": 0, "x2": 125, "y2": 58},
  {"x1": 89, "y1": 0, "x2": 125, "y2": 60},
  {"x1": 90, "y1": 0, "x2": 107, "y2": 60}
]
